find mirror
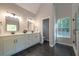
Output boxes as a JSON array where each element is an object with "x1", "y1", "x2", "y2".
[
  {"x1": 27, "y1": 17, "x2": 35, "y2": 33},
  {"x1": 5, "y1": 16, "x2": 19, "y2": 32}
]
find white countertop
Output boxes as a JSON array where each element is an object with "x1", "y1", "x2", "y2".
[{"x1": 0, "y1": 32, "x2": 40, "y2": 37}]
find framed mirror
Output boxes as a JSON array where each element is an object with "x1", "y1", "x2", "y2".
[
  {"x1": 27, "y1": 17, "x2": 35, "y2": 32},
  {"x1": 5, "y1": 16, "x2": 19, "y2": 32}
]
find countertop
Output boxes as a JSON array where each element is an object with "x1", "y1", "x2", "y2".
[{"x1": 0, "y1": 32, "x2": 40, "y2": 37}]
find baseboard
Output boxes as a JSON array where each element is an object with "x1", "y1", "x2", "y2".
[
  {"x1": 49, "y1": 44, "x2": 54, "y2": 47},
  {"x1": 49, "y1": 43, "x2": 56, "y2": 47},
  {"x1": 56, "y1": 42, "x2": 73, "y2": 47}
]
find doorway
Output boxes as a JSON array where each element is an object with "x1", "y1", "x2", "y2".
[
  {"x1": 43, "y1": 18, "x2": 49, "y2": 43},
  {"x1": 55, "y1": 17, "x2": 72, "y2": 46}
]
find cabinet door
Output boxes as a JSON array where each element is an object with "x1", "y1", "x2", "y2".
[
  {"x1": 3, "y1": 36, "x2": 16, "y2": 56},
  {"x1": 33, "y1": 33, "x2": 40, "y2": 44},
  {"x1": 28, "y1": 34, "x2": 34, "y2": 47},
  {"x1": 15, "y1": 35, "x2": 26, "y2": 53},
  {"x1": 24, "y1": 34, "x2": 29, "y2": 48},
  {"x1": 0, "y1": 37, "x2": 4, "y2": 56},
  {"x1": 28, "y1": 33, "x2": 40, "y2": 47}
]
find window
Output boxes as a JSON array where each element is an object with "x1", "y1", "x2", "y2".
[
  {"x1": 56, "y1": 17, "x2": 71, "y2": 38},
  {"x1": 7, "y1": 24, "x2": 17, "y2": 32}
]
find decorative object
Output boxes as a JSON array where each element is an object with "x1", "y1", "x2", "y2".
[
  {"x1": 23, "y1": 30, "x2": 27, "y2": 33},
  {"x1": 11, "y1": 32, "x2": 15, "y2": 34},
  {"x1": 31, "y1": 30, "x2": 34, "y2": 33}
]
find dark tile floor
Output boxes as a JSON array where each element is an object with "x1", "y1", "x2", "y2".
[{"x1": 13, "y1": 42, "x2": 75, "y2": 56}]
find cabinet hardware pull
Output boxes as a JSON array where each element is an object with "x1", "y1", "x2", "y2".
[
  {"x1": 16, "y1": 40, "x2": 17, "y2": 43},
  {"x1": 14, "y1": 40, "x2": 17, "y2": 43},
  {"x1": 14, "y1": 40, "x2": 16, "y2": 43}
]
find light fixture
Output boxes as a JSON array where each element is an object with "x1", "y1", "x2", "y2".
[
  {"x1": 3, "y1": 11, "x2": 21, "y2": 20},
  {"x1": 27, "y1": 17, "x2": 34, "y2": 23}
]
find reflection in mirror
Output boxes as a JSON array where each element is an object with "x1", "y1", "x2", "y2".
[
  {"x1": 27, "y1": 17, "x2": 35, "y2": 32},
  {"x1": 5, "y1": 16, "x2": 19, "y2": 33}
]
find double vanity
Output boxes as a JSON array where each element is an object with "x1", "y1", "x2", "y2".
[
  {"x1": 0, "y1": 11, "x2": 41, "y2": 56},
  {"x1": 0, "y1": 33, "x2": 40, "y2": 56}
]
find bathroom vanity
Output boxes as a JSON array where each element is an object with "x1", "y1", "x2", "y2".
[
  {"x1": 0, "y1": 33, "x2": 40, "y2": 56},
  {"x1": 0, "y1": 11, "x2": 41, "y2": 56}
]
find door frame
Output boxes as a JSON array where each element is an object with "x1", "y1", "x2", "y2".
[
  {"x1": 42, "y1": 18, "x2": 49, "y2": 42},
  {"x1": 41, "y1": 17, "x2": 50, "y2": 44}
]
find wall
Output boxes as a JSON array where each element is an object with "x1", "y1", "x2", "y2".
[
  {"x1": 35, "y1": 3, "x2": 56, "y2": 47},
  {"x1": 54, "y1": 3, "x2": 72, "y2": 19},
  {"x1": 0, "y1": 3, "x2": 35, "y2": 34},
  {"x1": 54, "y1": 3, "x2": 73, "y2": 46}
]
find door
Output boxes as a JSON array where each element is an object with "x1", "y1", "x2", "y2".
[
  {"x1": 75, "y1": 10, "x2": 79, "y2": 55},
  {"x1": 72, "y1": 18, "x2": 77, "y2": 51},
  {"x1": 72, "y1": 6, "x2": 79, "y2": 55},
  {"x1": 43, "y1": 18, "x2": 49, "y2": 42}
]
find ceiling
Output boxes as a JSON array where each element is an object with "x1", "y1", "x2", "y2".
[{"x1": 16, "y1": 3, "x2": 41, "y2": 14}]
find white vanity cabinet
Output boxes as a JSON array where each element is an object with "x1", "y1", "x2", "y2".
[
  {"x1": 32, "y1": 33, "x2": 40, "y2": 45},
  {"x1": 0, "y1": 37, "x2": 4, "y2": 56},
  {"x1": 27, "y1": 33, "x2": 40, "y2": 48},
  {"x1": 24, "y1": 35, "x2": 30, "y2": 48},
  {"x1": 15, "y1": 35, "x2": 26, "y2": 53},
  {"x1": 3, "y1": 36, "x2": 16, "y2": 56},
  {"x1": 0, "y1": 33, "x2": 40, "y2": 56},
  {"x1": 28, "y1": 34, "x2": 34, "y2": 47}
]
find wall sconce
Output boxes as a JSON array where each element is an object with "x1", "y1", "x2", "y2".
[{"x1": 27, "y1": 18, "x2": 34, "y2": 23}]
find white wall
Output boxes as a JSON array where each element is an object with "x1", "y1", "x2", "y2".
[
  {"x1": 54, "y1": 3, "x2": 72, "y2": 19},
  {"x1": 54, "y1": 3, "x2": 73, "y2": 46},
  {"x1": 0, "y1": 3, "x2": 35, "y2": 34},
  {"x1": 35, "y1": 3, "x2": 56, "y2": 47}
]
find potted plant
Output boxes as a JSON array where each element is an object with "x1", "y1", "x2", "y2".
[{"x1": 23, "y1": 30, "x2": 27, "y2": 33}]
